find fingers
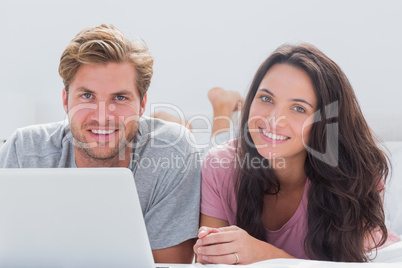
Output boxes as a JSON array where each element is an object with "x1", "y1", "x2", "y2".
[
  {"x1": 197, "y1": 228, "x2": 238, "y2": 248},
  {"x1": 198, "y1": 226, "x2": 220, "y2": 239},
  {"x1": 197, "y1": 225, "x2": 240, "y2": 242},
  {"x1": 216, "y1": 225, "x2": 240, "y2": 232},
  {"x1": 194, "y1": 226, "x2": 221, "y2": 263},
  {"x1": 195, "y1": 247, "x2": 239, "y2": 265},
  {"x1": 197, "y1": 239, "x2": 237, "y2": 256},
  {"x1": 195, "y1": 226, "x2": 245, "y2": 264},
  {"x1": 193, "y1": 226, "x2": 240, "y2": 264},
  {"x1": 200, "y1": 252, "x2": 240, "y2": 265},
  {"x1": 194, "y1": 225, "x2": 243, "y2": 264}
]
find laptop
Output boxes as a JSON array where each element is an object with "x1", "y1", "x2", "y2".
[{"x1": 0, "y1": 168, "x2": 157, "y2": 268}]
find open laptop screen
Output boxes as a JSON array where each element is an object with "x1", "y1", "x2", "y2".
[{"x1": 0, "y1": 168, "x2": 155, "y2": 268}]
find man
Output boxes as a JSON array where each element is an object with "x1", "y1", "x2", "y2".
[{"x1": 0, "y1": 24, "x2": 200, "y2": 263}]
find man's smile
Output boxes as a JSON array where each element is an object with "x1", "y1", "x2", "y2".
[{"x1": 90, "y1": 129, "x2": 117, "y2": 135}]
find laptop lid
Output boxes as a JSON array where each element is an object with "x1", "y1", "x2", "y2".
[{"x1": 0, "y1": 168, "x2": 155, "y2": 268}]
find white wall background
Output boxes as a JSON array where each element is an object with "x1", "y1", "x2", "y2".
[{"x1": 1, "y1": 0, "x2": 402, "y2": 139}]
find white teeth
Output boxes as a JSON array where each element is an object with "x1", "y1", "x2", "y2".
[
  {"x1": 261, "y1": 129, "x2": 288, "y2": 140},
  {"x1": 91, "y1": 129, "x2": 116, "y2": 135}
]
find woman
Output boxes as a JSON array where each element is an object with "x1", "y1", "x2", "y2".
[{"x1": 194, "y1": 43, "x2": 399, "y2": 264}]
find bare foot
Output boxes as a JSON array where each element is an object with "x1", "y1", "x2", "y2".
[
  {"x1": 151, "y1": 111, "x2": 193, "y2": 131},
  {"x1": 208, "y1": 87, "x2": 244, "y2": 137},
  {"x1": 208, "y1": 87, "x2": 244, "y2": 115}
]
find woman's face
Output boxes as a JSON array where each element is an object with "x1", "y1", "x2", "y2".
[{"x1": 247, "y1": 63, "x2": 317, "y2": 162}]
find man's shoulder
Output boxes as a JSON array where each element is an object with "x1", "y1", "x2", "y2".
[
  {"x1": 9, "y1": 121, "x2": 72, "y2": 157},
  {"x1": 0, "y1": 121, "x2": 74, "y2": 168},
  {"x1": 137, "y1": 116, "x2": 198, "y2": 155},
  {"x1": 12, "y1": 121, "x2": 70, "y2": 145}
]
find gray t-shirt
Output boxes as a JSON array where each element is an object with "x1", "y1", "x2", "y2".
[{"x1": 0, "y1": 116, "x2": 201, "y2": 250}]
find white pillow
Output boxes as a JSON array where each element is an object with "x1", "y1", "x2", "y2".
[{"x1": 383, "y1": 141, "x2": 402, "y2": 235}]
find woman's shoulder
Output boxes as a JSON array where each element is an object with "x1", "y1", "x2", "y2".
[
  {"x1": 204, "y1": 139, "x2": 237, "y2": 161},
  {"x1": 202, "y1": 139, "x2": 238, "y2": 174}
]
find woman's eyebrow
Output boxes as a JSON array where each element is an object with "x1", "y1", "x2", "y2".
[
  {"x1": 258, "y1": 88, "x2": 275, "y2": 96},
  {"x1": 259, "y1": 88, "x2": 314, "y2": 108},
  {"x1": 291, "y1": 98, "x2": 314, "y2": 108}
]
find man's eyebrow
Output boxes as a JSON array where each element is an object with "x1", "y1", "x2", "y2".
[
  {"x1": 75, "y1": 87, "x2": 95, "y2": 94},
  {"x1": 75, "y1": 88, "x2": 135, "y2": 96},
  {"x1": 111, "y1": 90, "x2": 135, "y2": 96}
]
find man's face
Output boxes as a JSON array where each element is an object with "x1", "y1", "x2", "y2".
[{"x1": 63, "y1": 62, "x2": 146, "y2": 162}]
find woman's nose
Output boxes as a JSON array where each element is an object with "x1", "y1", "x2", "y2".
[{"x1": 268, "y1": 107, "x2": 287, "y2": 130}]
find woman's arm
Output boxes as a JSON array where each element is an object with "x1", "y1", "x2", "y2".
[
  {"x1": 200, "y1": 214, "x2": 230, "y2": 229},
  {"x1": 195, "y1": 214, "x2": 295, "y2": 265}
]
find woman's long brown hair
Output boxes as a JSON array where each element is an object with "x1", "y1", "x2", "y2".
[{"x1": 234, "y1": 43, "x2": 389, "y2": 262}]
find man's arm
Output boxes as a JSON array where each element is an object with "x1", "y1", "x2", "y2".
[
  {"x1": 152, "y1": 238, "x2": 196, "y2": 264},
  {"x1": 0, "y1": 132, "x2": 20, "y2": 168},
  {"x1": 137, "y1": 119, "x2": 202, "y2": 263}
]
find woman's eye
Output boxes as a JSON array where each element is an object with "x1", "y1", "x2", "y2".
[
  {"x1": 82, "y1": 93, "x2": 92, "y2": 99},
  {"x1": 261, "y1": 96, "x2": 273, "y2": 103},
  {"x1": 115, "y1": 96, "x2": 126, "y2": 101},
  {"x1": 293, "y1": 106, "x2": 306, "y2": 113}
]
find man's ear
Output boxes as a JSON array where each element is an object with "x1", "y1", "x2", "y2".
[
  {"x1": 62, "y1": 88, "x2": 68, "y2": 113},
  {"x1": 139, "y1": 93, "x2": 147, "y2": 117}
]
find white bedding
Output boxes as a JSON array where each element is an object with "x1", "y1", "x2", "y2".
[
  {"x1": 169, "y1": 241, "x2": 402, "y2": 267},
  {"x1": 190, "y1": 239, "x2": 402, "y2": 267},
  {"x1": 168, "y1": 245, "x2": 402, "y2": 268},
  {"x1": 370, "y1": 237, "x2": 402, "y2": 263},
  {"x1": 383, "y1": 141, "x2": 402, "y2": 236}
]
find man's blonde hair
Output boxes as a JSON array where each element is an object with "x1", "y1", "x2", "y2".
[{"x1": 59, "y1": 24, "x2": 153, "y2": 102}]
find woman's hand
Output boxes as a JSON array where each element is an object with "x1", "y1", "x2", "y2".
[{"x1": 194, "y1": 225, "x2": 293, "y2": 265}]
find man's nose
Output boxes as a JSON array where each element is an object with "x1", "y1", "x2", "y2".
[{"x1": 91, "y1": 101, "x2": 115, "y2": 125}]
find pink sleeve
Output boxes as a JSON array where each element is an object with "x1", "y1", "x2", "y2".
[{"x1": 200, "y1": 152, "x2": 229, "y2": 221}]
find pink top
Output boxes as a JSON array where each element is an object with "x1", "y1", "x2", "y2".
[
  {"x1": 201, "y1": 140, "x2": 310, "y2": 259},
  {"x1": 201, "y1": 140, "x2": 400, "y2": 260}
]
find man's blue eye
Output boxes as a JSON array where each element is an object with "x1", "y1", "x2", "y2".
[
  {"x1": 82, "y1": 93, "x2": 92, "y2": 99},
  {"x1": 115, "y1": 96, "x2": 126, "y2": 101}
]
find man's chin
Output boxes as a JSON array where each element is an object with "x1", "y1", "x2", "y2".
[
  {"x1": 72, "y1": 131, "x2": 135, "y2": 161},
  {"x1": 82, "y1": 147, "x2": 122, "y2": 161}
]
